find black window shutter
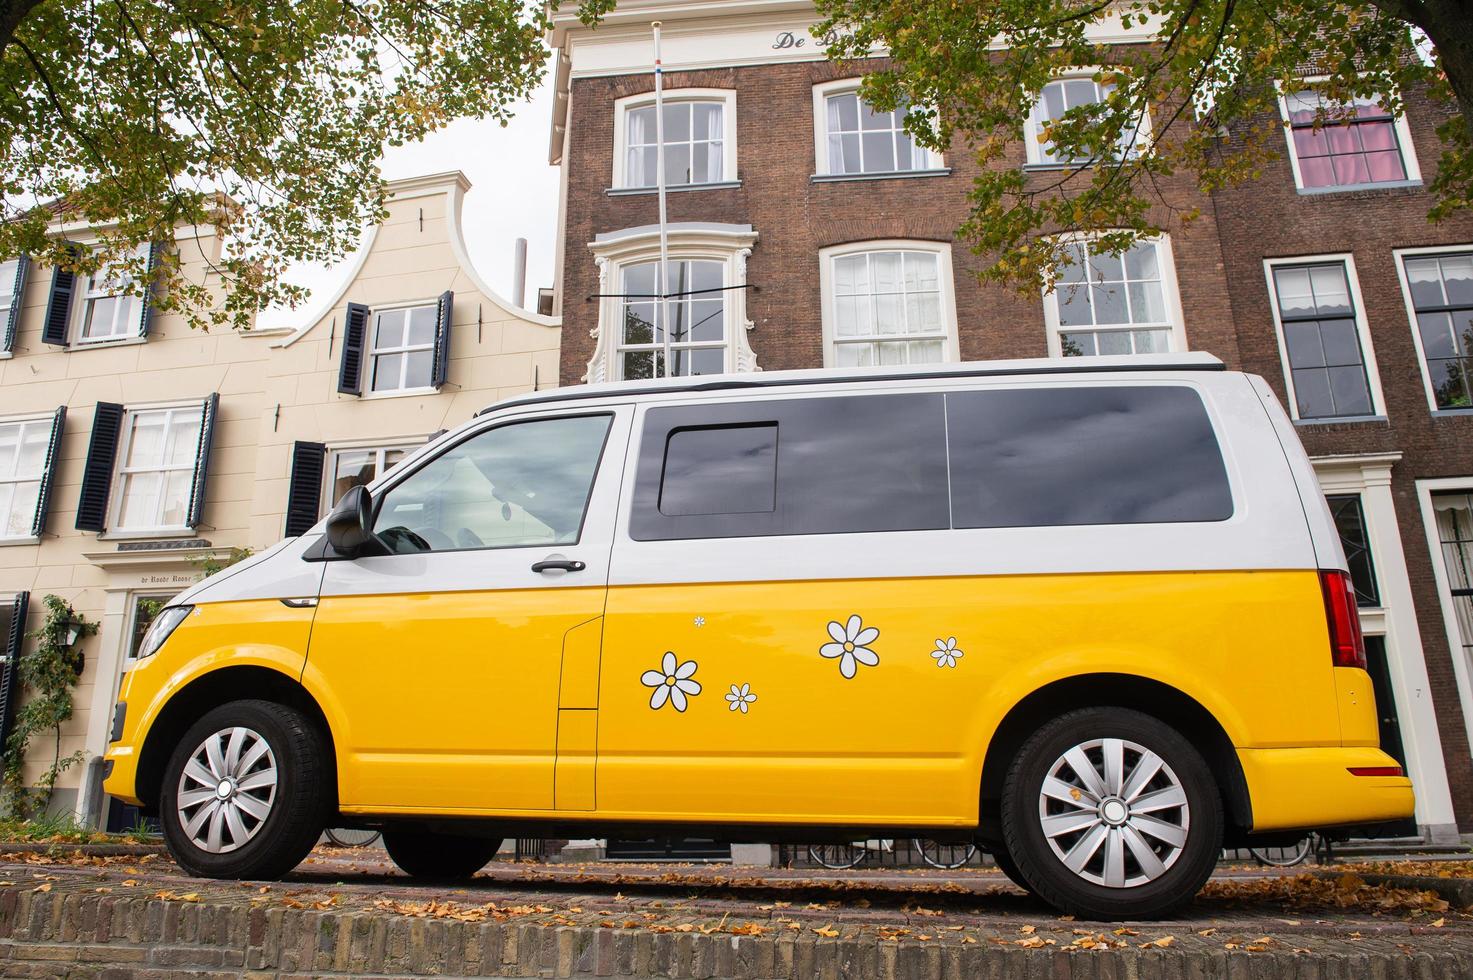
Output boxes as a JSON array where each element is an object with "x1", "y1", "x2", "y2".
[
  {"x1": 0, "y1": 591, "x2": 30, "y2": 752},
  {"x1": 75, "y1": 402, "x2": 125, "y2": 532},
  {"x1": 431, "y1": 289, "x2": 454, "y2": 389},
  {"x1": 337, "y1": 303, "x2": 371, "y2": 395},
  {"x1": 137, "y1": 241, "x2": 163, "y2": 337},
  {"x1": 41, "y1": 247, "x2": 80, "y2": 347},
  {"x1": 30, "y1": 405, "x2": 66, "y2": 538},
  {"x1": 186, "y1": 393, "x2": 220, "y2": 529},
  {"x1": 3, "y1": 255, "x2": 30, "y2": 353},
  {"x1": 284, "y1": 441, "x2": 327, "y2": 537}
]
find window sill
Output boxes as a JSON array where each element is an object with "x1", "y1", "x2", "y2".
[
  {"x1": 0, "y1": 350, "x2": 11, "y2": 361},
  {"x1": 98, "y1": 527, "x2": 199, "y2": 542},
  {"x1": 606, "y1": 181, "x2": 742, "y2": 197},
  {"x1": 0, "y1": 536, "x2": 39, "y2": 548},
  {"x1": 1292, "y1": 414, "x2": 1388, "y2": 427},
  {"x1": 1295, "y1": 180, "x2": 1423, "y2": 196},
  {"x1": 810, "y1": 169, "x2": 952, "y2": 183},
  {"x1": 1431, "y1": 407, "x2": 1473, "y2": 417},
  {"x1": 1021, "y1": 160, "x2": 1133, "y2": 173},
  {"x1": 359, "y1": 386, "x2": 442, "y2": 401},
  {"x1": 68, "y1": 336, "x2": 147, "y2": 352}
]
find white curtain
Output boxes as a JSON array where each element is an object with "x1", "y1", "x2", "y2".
[{"x1": 626, "y1": 108, "x2": 649, "y2": 187}]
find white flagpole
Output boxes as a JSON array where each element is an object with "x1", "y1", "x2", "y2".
[{"x1": 652, "y1": 21, "x2": 671, "y2": 378}]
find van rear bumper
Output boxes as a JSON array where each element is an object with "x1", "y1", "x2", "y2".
[{"x1": 1237, "y1": 746, "x2": 1415, "y2": 832}]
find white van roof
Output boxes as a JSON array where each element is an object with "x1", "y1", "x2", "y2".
[{"x1": 478, "y1": 352, "x2": 1226, "y2": 416}]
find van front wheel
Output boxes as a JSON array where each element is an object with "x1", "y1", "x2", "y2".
[
  {"x1": 382, "y1": 831, "x2": 502, "y2": 880},
  {"x1": 160, "y1": 700, "x2": 331, "y2": 880},
  {"x1": 1001, "y1": 707, "x2": 1222, "y2": 920}
]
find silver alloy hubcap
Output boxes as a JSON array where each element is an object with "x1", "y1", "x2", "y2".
[
  {"x1": 1037, "y1": 737, "x2": 1190, "y2": 888},
  {"x1": 175, "y1": 727, "x2": 278, "y2": 854}
]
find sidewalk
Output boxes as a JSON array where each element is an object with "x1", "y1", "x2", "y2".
[{"x1": 0, "y1": 846, "x2": 1468, "y2": 977}]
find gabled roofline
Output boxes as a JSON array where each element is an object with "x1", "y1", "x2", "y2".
[{"x1": 477, "y1": 352, "x2": 1227, "y2": 415}]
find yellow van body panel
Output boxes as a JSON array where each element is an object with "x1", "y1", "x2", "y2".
[
  {"x1": 107, "y1": 570, "x2": 1412, "y2": 833},
  {"x1": 102, "y1": 599, "x2": 316, "y2": 805}
]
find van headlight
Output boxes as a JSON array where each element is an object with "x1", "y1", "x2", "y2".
[{"x1": 137, "y1": 605, "x2": 193, "y2": 659}]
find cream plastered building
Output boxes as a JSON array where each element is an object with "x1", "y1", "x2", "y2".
[{"x1": 0, "y1": 171, "x2": 558, "y2": 826}]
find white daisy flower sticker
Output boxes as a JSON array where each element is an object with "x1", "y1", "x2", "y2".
[
  {"x1": 693, "y1": 616, "x2": 706, "y2": 627},
  {"x1": 820, "y1": 614, "x2": 880, "y2": 679},
  {"x1": 725, "y1": 683, "x2": 757, "y2": 713},
  {"x1": 640, "y1": 652, "x2": 702, "y2": 712},
  {"x1": 932, "y1": 637, "x2": 963, "y2": 668}
]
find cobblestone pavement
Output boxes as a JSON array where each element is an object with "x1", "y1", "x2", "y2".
[{"x1": 0, "y1": 846, "x2": 1469, "y2": 977}]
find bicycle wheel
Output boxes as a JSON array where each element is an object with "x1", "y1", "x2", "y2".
[
  {"x1": 1249, "y1": 837, "x2": 1312, "y2": 867},
  {"x1": 807, "y1": 843, "x2": 865, "y2": 869},
  {"x1": 913, "y1": 839, "x2": 978, "y2": 869},
  {"x1": 324, "y1": 827, "x2": 382, "y2": 848}
]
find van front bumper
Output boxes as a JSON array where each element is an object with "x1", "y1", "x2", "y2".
[
  {"x1": 102, "y1": 746, "x2": 142, "y2": 807},
  {"x1": 1238, "y1": 746, "x2": 1415, "y2": 832}
]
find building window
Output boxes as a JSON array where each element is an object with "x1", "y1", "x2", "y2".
[
  {"x1": 1281, "y1": 89, "x2": 1418, "y2": 191},
  {"x1": 820, "y1": 244, "x2": 958, "y2": 367},
  {"x1": 369, "y1": 305, "x2": 436, "y2": 393},
  {"x1": 0, "y1": 418, "x2": 52, "y2": 539},
  {"x1": 815, "y1": 83, "x2": 938, "y2": 177},
  {"x1": 1400, "y1": 250, "x2": 1473, "y2": 410},
  {"x1": 1327, "y1": 494, "x2": 1381, "y2": 606},
  {"x1": 0, "y1": 259, "x2": 21, "y2": 326},
  {"x1": 113, "y1": 407, "x2": 203, "y2": 531},
  {"x1": 617, "y1": 259, "x2": 726, "y2": 380},
  {"x1": 1267, "y1": 258, "x2": 1380, "y2": 420},
  {"x1": 78, "y1": 254, "x2": 142, "y2": 343},
  {"x1": 1026, "y1": 74, "x2": 1147, "y2": 166},
  {"x1": 326, "y1": 445, "x2": 414, "y2": 513},
  {"x1": 1432, "y1": 491, "x2": 1473, "y2": 671},
  {"x1": 1044, "y1": 238, "x2": 1183, "y2": 356},
  {"x1": 614, "y1": 90, "x2": 737, "y2": 190}
]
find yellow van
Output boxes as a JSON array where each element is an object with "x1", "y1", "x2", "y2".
[{"x1": 103, "y1": 353, "x2": 1412, "y2": 919}]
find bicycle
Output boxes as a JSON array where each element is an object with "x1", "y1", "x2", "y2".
[
  {"x1": 1248, "y1": 833, "x2": 1320, "y2": 867},
  {"x1": 324, "y1": 827, "x2": 382, "y2": 848},
  {"x1": 807, "y1": 839, "x2": 979, "y2": 870}
]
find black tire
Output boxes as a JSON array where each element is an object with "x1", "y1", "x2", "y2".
[
  {"x1": 989, "y1": 845, "x2": 1032, "y2": 892},
  {"x1": 382, "y1": 831, "x2": 502, "y2": 880},
  {"x1": 160, "y1": 699, "x2": 332, "y2": 880},
  {"x1": 1001, "y1": 707, "x2": 1222, "y2": 920}
]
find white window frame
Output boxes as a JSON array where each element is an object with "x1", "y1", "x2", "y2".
[
  {"x1": 72, "y1": 246, "x2": 147, "y2": 346},
  {"x1": 818, "y1": 240, "x2": 960, "y2": 368},
  {"x1": 107, "y1": 402, "x2": 204, "y2": 536},
  {"x1": 0, "y1": 412, "x2": 58, "y2": 545},
  {"x1": 1277, "y1": 79, "x2": 1422, "y2": 193},
  {"x1": 322, "y1": 442, "x2": 422, "y2": 516},
  {"x1": 585, "y1": 224, "x2": 760, "y2": 384},
  {"x1": 811, "y1": 78, "x2": 945, "y2": 178},
  {"x1": 1263, "y1": 253, "x2": 1387, "y2": 422},
  {"x1": 363, "y1": 301, "x2": 438, "y2": 399},
  {"x1": 611, "y1": 88, "x2": 738, "y2": 191},
  {"x1": 1040, "y1": 233, "x2": 1187, "y2": 357},
  {"x1": 0, "y1": 258, "x2": 20, "y2": 324},
  {"x1": 120, "y1": 592, "x2": 179, "y2": 668},
  {"x1": 1024, "y1": 68, "x2": 1153, "y2": 168},
  {"x1": 1416, "y1": 477, "x2": 1473, "y2": 781},
  {"x1": 1393, "y1": 244, "x2": 1473, "y2": 415}
]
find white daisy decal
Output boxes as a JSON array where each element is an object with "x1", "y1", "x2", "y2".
[
  {"x1": 640, "y1": 652, "x2": 702, "y2": 712},
  {"x1": 932, "y1": 637, "x2": 963, "y2": 668},
  {"x1": 693, "y1": 616, "x2": 706, "y2": 627},
  {"x1": 725, "y1": 683, "x2": 757, "y2": 713},
  {"x1": 820, "y1": 614, "x2": 880, "y2": 679}
]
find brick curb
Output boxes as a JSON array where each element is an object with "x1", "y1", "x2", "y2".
[
  {"x1": 1, "y1": 886, "x2": 1472, "y2": 978},
  {"x1": 0, "y1": 841, "x2": 166, "y2": 858}
]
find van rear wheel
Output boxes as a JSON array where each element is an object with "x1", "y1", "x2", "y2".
[
  {"x1": 1001, "y1": 707, "x2": 1222, "y2": 920},
  {"x1": 383, "y1": 831, "x2": 502, "y2": 880},
  {"x1": 160, "y1": 700, "x2": 330, "y2": 880}
]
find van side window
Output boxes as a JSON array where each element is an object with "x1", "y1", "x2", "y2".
[
  {"x1": 372, "y1": 414, "x2": 612, "y2": 553},
  {"x1": 946, "y1": 386, "x2": 1233, "y2": 528},
  {"x1": 632, "y1": 394, "x2": 948, "y2": 540}
]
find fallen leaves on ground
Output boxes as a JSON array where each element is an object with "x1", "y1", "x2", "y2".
[{"x1": 1203, "y1": 872, "x2": 1455, "y2": 915}]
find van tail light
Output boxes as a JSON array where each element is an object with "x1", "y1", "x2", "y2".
[
  {"x1": 1348, "y1": 766, "x2": 1404, "y2": 777},
  {"x1": 1320, "y1": 569, "x2": 1367, "y2": 671}
]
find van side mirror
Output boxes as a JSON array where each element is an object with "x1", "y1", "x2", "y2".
[{"x1": 325, "y1": 485, "x2": 374, "y2": 556}]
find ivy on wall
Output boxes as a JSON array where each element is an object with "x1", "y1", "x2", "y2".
[{"x1": 3, "y1": 596, "x2": 98, "y2": 818}]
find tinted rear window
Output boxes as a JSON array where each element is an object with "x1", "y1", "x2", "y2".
[
  {"x1": 945, "y1": 386, "x2": 1233, "y2": 528},
  {"x1": 631, "y1": 394, "x2": 949, "y2": 540}
]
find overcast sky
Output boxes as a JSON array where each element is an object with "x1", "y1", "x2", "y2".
[{"x1": 260, "y1": 71, "x2": 561, "y2": 329}]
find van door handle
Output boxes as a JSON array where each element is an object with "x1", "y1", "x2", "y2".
[{"x1": 531, "y1": 559, "x2": 586, "y2": 574}]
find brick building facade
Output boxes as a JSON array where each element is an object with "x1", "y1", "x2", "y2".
[{"x1": 548, "y1": 0, "x2": 1473, "y2": 840}]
